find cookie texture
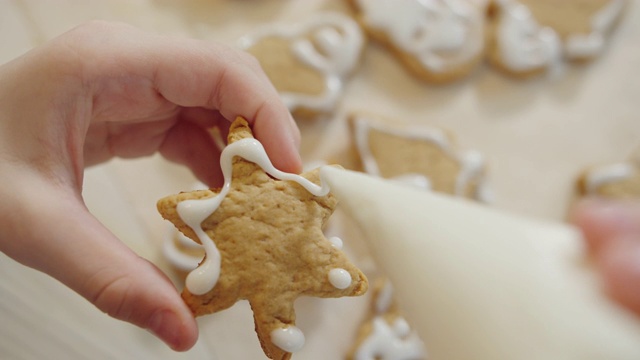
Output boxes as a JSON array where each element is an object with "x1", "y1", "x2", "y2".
[
  {"x1": 239, "y1": 13, "x2": 364, "y2": 119},
  {"x1": 348, "y1": 0, "x2": 487, "y2": 83},
  {"x1": 157, "y1": 118, "x2": 368, "y2": 360}
]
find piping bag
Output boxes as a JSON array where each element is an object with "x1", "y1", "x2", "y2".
[{"x1": 320, "y1": 166, "x2": 640, "y2": 360}]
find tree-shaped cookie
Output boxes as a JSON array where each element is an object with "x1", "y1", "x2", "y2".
[{"x1": 157, "y1": 117, "x2": 368, "y2": 360}]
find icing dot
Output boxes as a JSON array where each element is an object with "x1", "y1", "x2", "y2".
[
  {"x1": 328, "y1": 268, "x2": 352, "y2": 289},
  {"x1": 328, "y1": 236, "x2": 343, "y2": 249},
  {"x1": 392, "y1": 318, "x2": 411, "y2": 338},
  {"x1": 271, "y1": 326, "x2": 305, "y2": 352}
]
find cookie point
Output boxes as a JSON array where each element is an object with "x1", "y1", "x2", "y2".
[{"x1": 228, "y1": 116, "x2": 255, "y2": 144}]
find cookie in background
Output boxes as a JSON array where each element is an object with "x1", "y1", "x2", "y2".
[
  {"x1": 348, "y1": 0, "x2": 488, "y2": 83},
  {"x1": 486, "y1": 0, "x2": 627, "y2": 78},
  {"x1": 347, "y1": 278, "x2": 427, "y2": 360},
  {"x1": 332, "y1": 112, "x2": 493, "y2": 202},
  {"x1": 576, "y1": 148, "x2": 640, "y2": 200},
  {"x1": 239, "y1": 12, "x2": 364, "y2": 120}
]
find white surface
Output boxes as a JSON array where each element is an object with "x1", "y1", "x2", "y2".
[{"x1": 0, "y1": 0, "x2": 639, "y2": 359}]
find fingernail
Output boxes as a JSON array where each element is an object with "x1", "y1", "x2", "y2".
[{"x1": 147, "y1": 310, "x2": 182, "y2": 350}]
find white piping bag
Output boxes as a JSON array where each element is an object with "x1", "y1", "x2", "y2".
[{"x1": 320, "y1": 166, "x2": 640, "y2": 360}]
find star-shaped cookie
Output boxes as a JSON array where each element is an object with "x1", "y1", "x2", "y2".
[{"x1": 157, "y1": 118, "x2": 368, "y2": 360}]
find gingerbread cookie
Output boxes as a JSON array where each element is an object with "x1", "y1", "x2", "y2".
[
  {"x1": 577, "y1": 155, "x2": 640, "y2": 199},
  {"x1": 486, "y1": 0, "x2": 563, "y2": 78},
  {"x1": 342, "y1": 113, "x2": 492, "y2": 202},
  {"x1": 487, "y1": 0, "x2": 626, "y2": 77},
  {"x1": 347, "y1": 279, "x2": 426, "y2": 360},
  {"x1": 348, "y1": 0, "x2": 487, "y2": 83},
  {"x1": 239, "y1": 13, "x2": 364, "y2": 119},
  {"x1": 157, "y1": 118, "x2": 368, "y2": 360}
]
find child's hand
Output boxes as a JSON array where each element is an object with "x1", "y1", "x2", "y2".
[{"x1": 0, "y1": 21, "x2": 301, "y2": 351}]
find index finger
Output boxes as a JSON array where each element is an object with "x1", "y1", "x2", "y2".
[
  {"x1": 78, "y1": 21, "x2": 302, "y2": 173},
  {"x1": 151, "y1": 36, "x2": 303, "y2": 174}
]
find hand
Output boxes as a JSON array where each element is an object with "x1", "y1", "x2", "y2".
[
  {"x1": 572, "y1": 199, "x2": 640, "y2": 315},
  {"x1": 0, "y1": 21, "x2": 301, "y2": 351}
]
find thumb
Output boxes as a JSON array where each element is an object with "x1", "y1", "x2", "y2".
[
  {"x1": 572, "y1": 198, "x2": 640, "y2": 313},
  {"x1": 1, "y1": 184, "x2": 198, "y2": 351}
]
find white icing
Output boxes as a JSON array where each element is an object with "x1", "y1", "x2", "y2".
[
  {"x1": 328, "y1": 236, "x2": 344, "y2": 249},
  {"x1": 162, "y1": 181, "x2": 209, "y2": 272},
  {"x1": 474, "y1": 176, "x2": 496, "y2": 204},
  {"x1": 270, "y1": 326, "x2": 306, "y2": 353},
  {"x1": 238, "y1": 13, "x2": 363, "y2": 112},
  {"x1": 356, "y1": 0, "x2": 485, "y2": 72},
  {"x1": 565, "y1": 0, "x2": 625, "y2": 58},
  {"x1": 354, "y1": 317, "x2": 427, "y2": 360},
  {"x1": 176, "y1": 231, "x2": 203, "y2": 250},
  {"x1": 328, "y1": 268, "x2": 352, "y2": 289},
  {"x1": 495, "y1": 0, "x2": 562, "y2": 73},
  {"x1": 162, "y1": 229, "x2": 203, "y2": 271},
  {"x1": 353, "y1": 115, "x2": 490, "y2": 202},
  {"x1": 584, "y1": 162, "x2": 636, "y2": 194},
  {"x1": 455, "y1": 149, "x2": 485, "y2": 196},
  {"x1": 375, "y1": 281, "x2": 395, "y2": 314},
  {"x1": 178, "y1": 137, "x2": 331, "y2": 295},
  {"x1": 356, "y1": 280, "x2": 427, "y2": 360}
]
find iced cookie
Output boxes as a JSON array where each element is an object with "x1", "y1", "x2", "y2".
[
  {"x1": 157, "y1": 118, "x2": 368, "y2": 360},
  {"x1": 577, "y1": 156, "x2": 640, "y2": 199},
  {"x1": 343, "y1": 113, "x2": 492, "y2": 202},
  {"x1": 239, "y1": 13, "x2": 364, "y2": 119},
  {"x1": 348, "y1": 0, "x2": 487, "y2": 83},
  {"x1": 347, "y1": 279, "x2": 426, "y2": 360},
  {"x1": 487, "y1": 0, "x2": 625, "y2": 77},
  {"x1": 486, "y1": 0, "x2": 563, "y2": 78}
]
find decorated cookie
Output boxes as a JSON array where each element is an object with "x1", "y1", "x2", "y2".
[
  {"x1": 157, "y1": 118, "x2": 368, "y2": 360},
  {"x1": 341, "y1": 113, "x2": 492, "y2": 202},
  {"x1": 487, "y1": 0, "x2": 626, "y2": 77},
  {"x1": 486, "y1": 0, "x2": 563, "y2": 77},
  {"x1": 348, "y1": 0, "x2": 487, "y2": 83},
  {"x1": 576, "y1": 155, "x2": 640, "y2": 199},
  {"x1": 347, "y1": 279, "x2": 427, "y2": 360},
  {"x1": 239, "y1": 13, "x2": 364, "y2": 119}
]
